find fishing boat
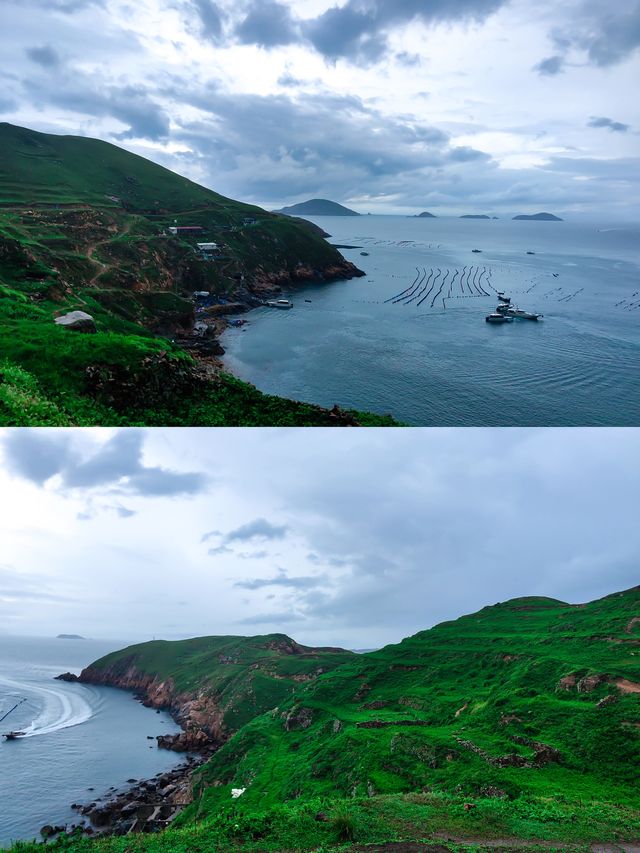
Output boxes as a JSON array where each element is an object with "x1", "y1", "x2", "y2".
[
  {"x1": 265, "y1": 299, "x2": 293, "y2": 310},
  {"x1": 1, "y1": 697, "x2": 27, "y2": 740},
  {"x1": 485, "y1": 313, "x2": 513, "y2": 323},
  {"x1": 508, "y1": 307, "x2": 543, "y2": 321}
]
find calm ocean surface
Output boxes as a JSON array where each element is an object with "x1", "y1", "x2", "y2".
[
  {"x1": 222, "y1": 216, "x2": 640, "y2": 425},
  {"x1": 0, "y1": 636, "x2": 182, "y2": 847}
]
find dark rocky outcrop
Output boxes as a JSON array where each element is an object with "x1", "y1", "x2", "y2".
[{"x1": 55, "y1": 672, "x2": 79, "y2": 682}]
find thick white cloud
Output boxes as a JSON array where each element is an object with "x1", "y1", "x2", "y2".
[
  {"x1": 0, "y1": 0, "x2": 638, "y2": 216},
  {"x1": 0, "y1": 428, "x2": 638, "y2": 648}
]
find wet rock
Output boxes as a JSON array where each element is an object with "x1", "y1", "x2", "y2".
[
  {"x1": 89, "y1": 806, "x2": 115, "y2": 828},
  {"x1": 156, "y1": 729, "x2": 213, "y2": 751},
  {"x1": 56, "y1": 672, "x2": 79, "y2": 682}
]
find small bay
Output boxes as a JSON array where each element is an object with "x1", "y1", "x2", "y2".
[
  {"x1": 0, "y1": 636, "x2": 183, "y2": 847},
  {"x1": 222, "y1": 216, "x2": 640, "y2": 426}
]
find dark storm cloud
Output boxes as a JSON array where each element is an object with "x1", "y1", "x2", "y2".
[
  {"x1": 235, "y1": 0, "x2": 298, "y2": 47},
  {"x1": 25, "y1": 80, "x2": 171, "y2": 140},
  {"x1": 234, "y1": 569, "x2": 328, "y2": 590},
  {"x1": 546, "y1": 0, "x2": 640, "y2": 69},
  {"x1": 533, "y1": 55, "x2": 565, "y2": 75},
  {"x1": 25, "y1": 45, "x2": 62, "y2": 67},
  {"x1": 301, "y1": 0, "x2": 505, "y2": 64},
  {"x1": 225, "y1": 518, "x2": 289, "y2": 543},
  {"x1": 1, "y1": 431, "x2": 208, "y2": 497},
  {"x1": 588, "y1": 116, "x2": 630, "y2": 133},
  {"x1": 190, "y1": 0, "x2": 225, "y2": 41},
  {"x1": 3, "y1": 432, "x2": 72, "y2": 484},
  {"x1": 169, "y1": 87, "x2": 482, "y2": 203}
]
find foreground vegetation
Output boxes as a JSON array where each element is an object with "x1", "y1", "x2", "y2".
[
  {"x1": 10, "y1": 588, "x2": 639, "y2": 851},
  {"x1": 0, "y1": 122, "x2": 396, "y2": 426}
]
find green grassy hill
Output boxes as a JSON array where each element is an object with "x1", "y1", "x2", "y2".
[
  {"x1": 80, "y1": 633, "x2": 355, "y2": 735},
  {"x1": 0, "y1": 122, "x2": 246, "y2": 212},
  {"x1": 190, "y1": 588, "x2": 640, "y2": 812},
  {"x1": 0, "y1": 124, "x2": 395, "y2": 426},
  {"x1": 14, "y1": 588, "x2": 639, "y2": 852}
]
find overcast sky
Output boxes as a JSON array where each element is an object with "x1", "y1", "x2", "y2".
[
  {"x1": 1, "y1": 0, "x2": 638, "y2": 218},
  {"x1": 1, "y1": 427, "x2": 638, "y2": 648}
]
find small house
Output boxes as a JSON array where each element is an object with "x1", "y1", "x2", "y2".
[{"x1": 168, "y1": 226, "x2": 204, "y2": 235}]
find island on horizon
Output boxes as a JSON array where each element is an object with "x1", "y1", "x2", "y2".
[
  {"x1": 274, "y1": 198, "x2": 360, "y2": 216},
  {"x1": 56, "y1": 634, "x2": 86, "y2": 639},
  {"x1": 513, "y1": 212, "x2": 563, "y2": 221},
  {"x1": 460, "y1": 214, "x2": 491, "y2": 219},
  {"x1": 415, "y1": 211, "x2": 437, "y2": 218}
]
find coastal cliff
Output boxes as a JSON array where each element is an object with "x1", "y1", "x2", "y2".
[
  {"x1": 0, "y1": 123, "x2": 399, "y2": 427},
  {"x1": 74, "y1": 634, "x2": 355, "y2": 751}
]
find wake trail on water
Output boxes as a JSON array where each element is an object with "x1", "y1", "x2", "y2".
[{"x1": 0, "y1": 674, "x2": 96, "y2": 738}]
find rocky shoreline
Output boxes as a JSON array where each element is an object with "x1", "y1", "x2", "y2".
[
  {"x1": 51, "y1": 668, "x2": 222, "y2": 842},
  {"x1": 174, "y1": 257, "x2": 365, "y2": 363},
  {"x1": 39, "y1": 755, "x2": 204, "y2": 842}
]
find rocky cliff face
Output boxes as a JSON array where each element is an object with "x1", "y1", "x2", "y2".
[{"x1": 79, "y1": 661, "x2": 224, "y2": 750}]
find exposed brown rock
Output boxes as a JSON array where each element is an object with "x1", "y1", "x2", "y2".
[{"x1": 577, "y1": 674, "x2": 608, "y2": 693}]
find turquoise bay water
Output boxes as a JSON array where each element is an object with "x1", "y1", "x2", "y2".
[
  {"x1": 222, "y1": 216, "x2": 640, "y2": 425},
  {"x1": 0, "y1": 636, "x2": 182, "y2": 847}
]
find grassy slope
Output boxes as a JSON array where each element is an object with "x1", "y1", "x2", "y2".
[
  {"x1": 85, "y1": 634, "x2": 355, "y2": 732},
  {"x1": 0, "y1": 124, "x2": 396, "y2": 426},
  {"x1": 13, "y1": 589, "x2": 640, "y2": 852}
]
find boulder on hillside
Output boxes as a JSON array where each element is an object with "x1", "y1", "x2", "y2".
[{"x1": 54, "y1": 311, "x2": 97, "y2": 333}]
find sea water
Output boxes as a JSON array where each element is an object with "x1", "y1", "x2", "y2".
[
  {"x1": 221, "y1": 216, "x2": 640, "y2": 426},
  {"x1": 0, "y1": 635, "x2": 183, "y2": 847}
]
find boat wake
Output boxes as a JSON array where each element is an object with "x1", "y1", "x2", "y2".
[{"x1": 0, "y1": 675, "x2": 97, "y2": 739}]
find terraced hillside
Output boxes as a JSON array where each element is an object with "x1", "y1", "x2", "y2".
[
  {"x1": 18, "y1": 587, "x2": 639, "y2": 852},
  {"x1": 190, "y1": 589, "x2": 639, "y2": 811},
  {"x1": 0, "y1": 123, "x2": 393, "y2": 426}
]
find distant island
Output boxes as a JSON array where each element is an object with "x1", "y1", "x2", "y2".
[
  {"x1": 415, "y1": 211, "x2": 437, "y2": 218},
  {"x1": 513, "y1": 212, "x2": 563, "y2": 221},
  {"x1": 460, "y1": 214, "x2": 491, "y2": 219},
  {"x1": 275, "y1": 199, "x2": 360, "y2": 217},
  {"x1": 56, "y1": 634, "x2": 85, "y2": 640}
]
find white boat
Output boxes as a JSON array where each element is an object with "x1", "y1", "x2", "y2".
[
  {"x1": 508, "y1": 307, "x2": 542, "y2": 321},
  {"x1": 496, "y1": 292, "x2": 511, "y2": 304},
  {"x1": 265, "y1": 299, "x2": 293, "y2": 310},
  {"x1": 485, "y1": 313, "x2": 513, "y2": 324}
]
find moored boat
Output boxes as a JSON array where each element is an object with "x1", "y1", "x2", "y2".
[
  {"x1": 485, "y1": 313, "x2": 513, "y2": 323},
  {"x1": 508, "y1": 307, "x2": 543, "y2": 321},
  {"x1": 265, "y1": 299, "x2": 293, "y2": 309}
]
